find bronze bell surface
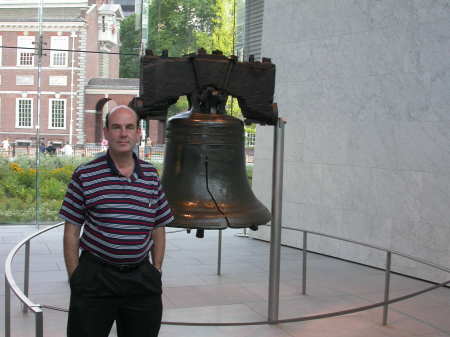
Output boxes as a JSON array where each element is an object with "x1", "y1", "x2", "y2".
[{"x1": 161, "y1": 110, "x2": 271, "y2": 230}]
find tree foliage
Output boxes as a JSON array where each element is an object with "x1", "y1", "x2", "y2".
[
  {"x1": 118, "y1": 0, "x2": 246, "y2": 121},
  {"x1": 196, "y1": 0, "x2": 235, "y2": 55},
  {"x1": 119, "y1": 14, "x2": 141, "y2": 78},
  {"x1": 148, "y1": 0, "x2": 218, "y2": 57},
  {"x1": 120, "y1": 0, "x2": 237, "y2": 78}
]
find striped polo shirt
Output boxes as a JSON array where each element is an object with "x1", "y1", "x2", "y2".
[{"x1": 59, "y1": 151, "x2": 174, "y2": 264}]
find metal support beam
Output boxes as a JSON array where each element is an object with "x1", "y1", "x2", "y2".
[
  {"x1": 217, "y1": 230, "x2": 222, "y2": 275},
  {"x1": 302, "y1": 232, "x2": 308, "y2": 295},
  {"x1": 23, "y1": 241, "x2": 30, "y2": 313},
  {"x1": 268, "y1": 117, "x2": 286, "y2": 323},
  {"x1": 382, "y1": 251, "x2": 392, "y2": 325},
  {"x1": 36, "y1": 311, "x2": 44, "y2": 337},
  {"x1": 5, "y1": 276, "x2": 10, "y2": 337}
]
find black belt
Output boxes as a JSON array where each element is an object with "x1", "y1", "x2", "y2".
[{"x1": 81, "y1": 251, "x2": 148, "y2": 272}]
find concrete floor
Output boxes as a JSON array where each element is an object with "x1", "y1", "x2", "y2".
[{"x1": 1, "y1": 224, "x2": 450, "y2": 337}]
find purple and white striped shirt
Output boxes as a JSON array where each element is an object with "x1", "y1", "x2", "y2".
[{"x1": 59, "y1": 151, "x2": 174, "y2": 264}]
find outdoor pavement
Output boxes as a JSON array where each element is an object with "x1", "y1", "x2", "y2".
[{"x1": 1, "y1": 224, "x2": 450, "y2": 337}]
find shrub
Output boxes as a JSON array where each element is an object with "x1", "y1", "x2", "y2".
[
  {"x1": 17, "y1": 168, "x2": 37, "y2": 189},
  {"x1": 46, "y1": 166, "x2": 75, "y2": 185},
  {"x1": 40, "y1": 177, "x2": 67, "y2": 200}
]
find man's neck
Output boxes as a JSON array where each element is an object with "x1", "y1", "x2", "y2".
[{"x1": 109, "y1": 150, "x2": 135, "y2": 177}]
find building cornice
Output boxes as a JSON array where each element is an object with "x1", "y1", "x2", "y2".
[
  {"x1": 0, "y1": 91, "x2": 75, "y2": 95},
  {"x1": 0, "y1": 22, "x2": 85, "y2": 30},
  {"x1": 85, "y1": 88, "x2": 138, "y2": 95},
  {"x1": 0, "y1": 66, "x2": 82, "y2": 71},
  {"x1": 0, "y1": 1, "x2": 88, "y2": 9}
]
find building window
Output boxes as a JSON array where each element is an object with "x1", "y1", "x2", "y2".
[
  {"x1": 16, "y1": 75, "x2": 34, "y2": 85},
  {"x1": 17, "y1": 36, "x2": 35, "y2": 66},
  {"x1": 49, "y1": 99, "x2": 66, "y2": 129},
  {"x1": 50, "y1": 36, "x2": 69, "y2": 67},
  {"x1": 16, "y1": 98, "x2": 33, "y2": 128}
]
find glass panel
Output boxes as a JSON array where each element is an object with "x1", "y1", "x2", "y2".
[
  {"x1": 0, "y1": 0, "x2": 243, "y2": 226},
  {"x1": 0, "y1": 1, "x2": 39, "y2": 225}
]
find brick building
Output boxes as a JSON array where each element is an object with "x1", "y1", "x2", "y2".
[{"x1": 0, "y1": 0, "x2": 163, "y2": 148}]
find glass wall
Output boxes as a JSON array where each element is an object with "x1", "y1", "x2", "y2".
[{"x1": 0, "y1": 0, "x2": 245, "y2": 226}]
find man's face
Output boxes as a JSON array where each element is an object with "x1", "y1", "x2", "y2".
[{"x1": 103, "y1": 108, "x2": 141, "y2": 155}]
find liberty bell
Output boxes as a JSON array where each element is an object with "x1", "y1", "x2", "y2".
[{"x1": 135, "y1": 49, "x2": 277, "y2": 233}]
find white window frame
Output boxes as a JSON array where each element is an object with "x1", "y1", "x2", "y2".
[
  {"x1": 49, "y1": 98, "x2": 66, "y2": 129},
  {"x1": 16, "y1": 75, "x2": 34, "y2": 86},
  {"x1": 17, "y1": 36, "x2": 35, "y2": 66},
  {"x1": 49, "y1": 75, "x2": 68, "y2": 86},
  {"x1": 16, "y1": 98, "x2": 33, "y2": 128},
  {"x1": 50, "y1": 36, "x2": 69, "y2": 67}
]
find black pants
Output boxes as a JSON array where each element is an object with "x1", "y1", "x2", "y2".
[{"x1": 68, "y1": 253, "x2": 163, "y2": 337}]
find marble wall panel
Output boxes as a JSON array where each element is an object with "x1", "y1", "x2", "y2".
[
  {"x1": 413, "y1": 0, "x2": 450, "y2": 24},
  {"x1": 253, "y1": 126, "x2": 273, "y2": 161},
  {"x1": 303, "y1": 122, "x2": 350, "y2": 165},
  {"x1": 377, "y1": 72, "x2": 429, "y2": 122},
  {"x1": 368, "y1": 0, "x2": 415, "y2": 29},
  {"x1": 395, "y1": 122, "x2": 450, "y2": 173},
  {"x1": 252, "y1": 0, "x2": 450, "y2": 282},
  {"x1": 333, "y1": 32, "x2": 373, "y2": 80},
  {"x1": 333, "y1": 0, "x2": 370, "y2": 35},
  {"x1": 251, "y1": 156, "x2": 272, "y2": 207},
  {"x1": 348, "y1": 121, "x2": 398, "y2": 169},
  {"x1": 372, "y1": 169, "x2": 423, "y2": 223},
  {"x1": 367, "y1": 26, "x2": 418, "y2": 76},
  {"x1": 419, "y1": 172, "x2": 450, "y2": 225}
]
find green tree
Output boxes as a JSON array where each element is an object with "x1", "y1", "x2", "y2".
[
  {"x1": 119, "y1": 14, "x2": 141, "y2": 78},
  {"x1": 120, "y1": 1, "x2": 236, "y2": 76},
  {"x1": 196, "y1": 0, "x2": 235, "y2": 55},
  {"x1": 148, "y1": 0, "x2": 219, "y2": 56},
  {"x1": 119, "y1": 0, "x2": 244, "y2": 121}
]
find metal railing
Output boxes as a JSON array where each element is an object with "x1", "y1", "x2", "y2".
[
  {"x1": 4, "y1": 223, "x2": 61, "y2": 337},
  {"x1": 4, "y1": 222, "x2": 450, "y2": 336}
]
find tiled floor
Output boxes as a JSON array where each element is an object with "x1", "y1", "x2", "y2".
[{"x1": 1, "y1": 224, "x2": 450, "y2": 337}]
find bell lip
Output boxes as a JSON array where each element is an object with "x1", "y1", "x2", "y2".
[
  {"x1": 168, "y1": 212, "x2": 271, "y2": 230},
  {"x1": 166, "y1": 223, "x2": 264, "y2": 230},
  {"x1": 167, "y1": 205, "x2": 271, "y2": 229},
  {"x1": 167, "y1": 223, "x2": 227, "y2": 230}
]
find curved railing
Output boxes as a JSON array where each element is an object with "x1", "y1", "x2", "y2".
[
  {"x1": 4, "y1": 222, "x2": 450, "y2": 336},
  {"x1": 4, "y1": 223, "x2": 62, "y2": 337}
]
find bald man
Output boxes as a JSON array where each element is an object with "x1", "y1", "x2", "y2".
[{"x1": 60, "y1": 105, "x2": 174, "y2": 337}]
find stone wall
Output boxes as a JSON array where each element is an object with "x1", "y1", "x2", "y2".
[{"x1": 251, "y1": 0, "x2": 450, "y2": 282}]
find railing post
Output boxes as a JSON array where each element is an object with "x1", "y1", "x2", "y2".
[
  {"x1": 268, "y1": 116, "x2": 286, "y2": 323},
  {"x1": 5, "y1": 275, "x2": 11, "y2": 337},
  {"x1": 302, "y1": 231, "x2": 308, "y2": 295},
  {"x1": 23, "y1": 241, "x2": 30, "y2": 313},
  {"x1": 217, "y1": 230, "x2": 222, "y2": 275},
  {"x1": 36, "y1": 310, "x2": 44, "y2": 337},
  {"x1": 382, "y1": 251, "x2": 392, "y2": 325}
]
